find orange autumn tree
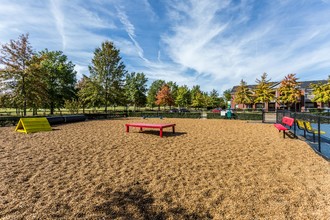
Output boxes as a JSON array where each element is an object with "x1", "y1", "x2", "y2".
[{"x1": 155, "y1": 84, "x2": 174, "y2": 110}]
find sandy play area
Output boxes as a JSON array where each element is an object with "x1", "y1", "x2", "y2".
[{"x1": 0, "y1": 118, "x2": 329, "y2": 219}]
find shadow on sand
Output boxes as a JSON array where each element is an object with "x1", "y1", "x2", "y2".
[
  {"x1": 92, "y1": 183, "x2": 212, "y2": 219},
  {"x1": 136, "y1": 130, "x2": 187, "y2": 138}
]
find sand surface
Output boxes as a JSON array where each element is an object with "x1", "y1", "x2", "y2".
[{"x1": 0, "y1": 118, "x2": 329, "y2": 219}]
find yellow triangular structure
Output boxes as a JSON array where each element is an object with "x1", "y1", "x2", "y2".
[{"x1": 15, "y1": 117, "x2": 52, "y2": 134}]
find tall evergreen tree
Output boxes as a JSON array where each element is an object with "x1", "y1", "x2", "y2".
[
  {"x1": 234, "y1": 79, "x2": 253, "y2": 108},
  {"x1": 254, "y1": 73, "x2": 275, "y2": 107},
  {"x1": 89, "y1": 41, "x2": 126, "y2": 112},
  {"x1": 0, "y1": 33, "x2": 33, "y2": 116},
  {"x1": 278, "y1": 73, "x2": 301, "y2": 110}
]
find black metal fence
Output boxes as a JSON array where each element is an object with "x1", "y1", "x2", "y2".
[{"x1": 276, "y1": 110, "x2": 330, "y2": 160}]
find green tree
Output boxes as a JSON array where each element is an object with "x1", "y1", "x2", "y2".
[
  {"x1": 218, "y1": 97, "x2": 226, "y2": 109},
  {"x1": 175, "y1": 85, "x2": 191, "y2": 108},
  {"x1": 201, "y1": 92, "x2": 212, "y2": 109},
  {"x1": 89, "y1": 41, "x2": 126, "y2": 112},
  {"x1": 167, "y1": 81, "x2": 178, "y2": 107},
  {"x1": 155, "y1": 84, "x2": 174, "y2": 108},
  {"x1": 191, "y1": 85, "x2": 203, "y2": 109},
  {"x1": 124, "y1": 72, "x2": 148, "y2": 110},
  {"x1": 223, "y1": 89, "x2": 232, "y2": 103},
  {"x1": 147, "y1": 80, "x2": 165, "y2": 109},
  {"x1": 234, "y1": 79, "x2": 253, "y2": 108},
  {"x1": 39, "y1": 49, "x2": 77, "y2": 114},
  {"x1": 311, "y1": 76, "x2": 330, "y2": 107},
  {"x1": 64, "y1": 99, "x2": 80, "y2": 114},
  {"x1": 0, "y1": 33, "x2": 33, "y2": 116},
  {"x1": 209, "y1": 89, "x2": 220, "y2": 108},
  {"x1": 0, "y1": 93, "x2": 13, "y2": 108},
  {"x1": 191, "y1": 85, "x2": 201, "y2": 108},
  {"x1": 76, "y1": 75, "x2": 103, "y2": 113},
  {"x1": 25, "y1": 55, "x2": 49, "y2": 115},
  {"x1": 278, "y1": 73, "x2": 301, "y2": 110},
  {"x1": 254, "y1": 73, "x2": 275, "y2": 108}
]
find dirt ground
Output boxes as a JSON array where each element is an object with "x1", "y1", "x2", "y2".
[{"x1": 0, "y1": 118, "x2": 329, "y2": 219}]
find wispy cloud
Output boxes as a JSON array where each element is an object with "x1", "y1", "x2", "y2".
[
  {"x1": 159, "y1": 0, "x2": 330, "y2": 91},
  {"x1": 1, "y1": 0, "x2": 330, "y2": 93},
  {"x1": 50, "y1": 0, "x2": 66, "y2": 50},
  {"x1": 116, "y1": 7, "x2": 150, "y2": 63}
]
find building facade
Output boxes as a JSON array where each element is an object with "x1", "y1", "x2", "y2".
[{"x1": 230, "y1": 80, "x2": 327, "y2": 112}]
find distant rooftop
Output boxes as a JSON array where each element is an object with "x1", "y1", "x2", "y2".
[{"x1": 231, "y1": 80, "x2": 328, "y2": 93}]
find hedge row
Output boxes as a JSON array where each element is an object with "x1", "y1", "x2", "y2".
[
  {"x1": 0, "y1": 117, "x2": 20, "y2": 127},
  {"x1": 235, "y1": 113, "x2": 263, "y2": 120},
  {"x1": 207, "y1": 113, "x2": 227, "y2": 119},
  {"x1": 128, "y1": 112, "x2": 201, "y2": 119}
]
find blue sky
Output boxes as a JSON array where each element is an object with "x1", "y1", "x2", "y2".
[{"x1": 1, "y1": 0, "x2": 330, "y2": 94}]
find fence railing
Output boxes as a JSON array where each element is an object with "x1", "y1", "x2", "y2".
[{"x1": 276, "y1": 110, "x2": 330, "y2": 160}]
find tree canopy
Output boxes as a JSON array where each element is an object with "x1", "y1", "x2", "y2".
[
  {"x1": 311, "y1": 76, "x2": 330, "y2": 107},
  {"x1": 278, "y1": 73, "x2": 301, "y2": 109},
  {"x1": 254, "y1": 73, "x2": 275, "y2": 105},
  {"x1": 147, "y1": 80, "x2": 165, "y2": 108},
  {"x1": 0, "y1": 33, "x2": 33, "y2": 115},
  {"x1": 39, "y1": 49, "x2": 77, "y2": 114},
  {"x1": 89, "y1": 41, "x2": 126, "y2": 112},
  {"x1": 234, "y1": 79, "x2": 253, "y2": 108},
  {"x1": 5, "y1": 33, "x2": 327, "y2": 114},
  {"x1": 155, "y1": 84, "x2": 174, "y2": 107},
  {"x1": 124, "y1": 72, "x2": 148, "y2": 110}
]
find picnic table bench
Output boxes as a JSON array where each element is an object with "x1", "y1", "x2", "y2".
[
  {"x1": 274, "y1": 116, "x2": 294, "y2": 138},
  {"x1": 125, "y1": 123, "x2": 175, "y2": 138}
]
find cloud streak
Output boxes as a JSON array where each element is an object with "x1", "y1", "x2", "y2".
[
  {"x1": 50, "y1": 0, "x2": 66, "y2": 50},
  {"x1": 1, "y1": 0, "x2": 330, "y2": 93}
]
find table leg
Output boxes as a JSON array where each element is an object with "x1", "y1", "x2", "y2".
[
  {"x1": 140, "y1": 127, "x2": 143, "y2": 132},
  {"x1": 126, "y1": 125, "x2": 129, "y2": 132},
  {"x1": 172, "y1": 125, "x2": 175, "y2": 133},
  {"x1": 160, "y1": 128, "x2": 163, "y2": 138}
]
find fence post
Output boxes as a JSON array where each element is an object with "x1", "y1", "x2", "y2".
[
  {"x1": 293, "y1": 112, "x2": 297, "y2": 138},
  {"x1": 262, "y1": 110, "x2": 265, "y2": 123},
  {"x1": 275, "y1": 110, "x2": 278, "y2": 123},
  {"x1": 318, "y1": 116, "x2": 321, "y2": 152}
]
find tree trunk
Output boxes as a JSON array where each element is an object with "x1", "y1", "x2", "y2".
[
  {"x1": 22, "y1": 75, "x2": 27, "y2": 116},
  {"x1": 50, "y1": 102, "x2": 54, "y2": 115}
]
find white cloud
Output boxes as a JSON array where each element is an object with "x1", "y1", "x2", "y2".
[
  {"x1": 1, "y1": 0, "x2": 330, "y2": 94},
  {"x1": 158, "y1": 0, "x2": 330, "y2": 92},
  {"x1": 50, "y1": 0, "x2": 66, "y2": 50}
]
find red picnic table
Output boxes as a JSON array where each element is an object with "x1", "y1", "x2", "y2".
[{"x1": 125, "y1": 123, "x2": 176, "y2": 138}]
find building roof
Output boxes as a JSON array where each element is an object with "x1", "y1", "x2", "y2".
[
  {"x1": 231, "y1": 82, "x2": 279, "y2": 93},
  {"x1": 299, "y1": 80, "x2": 327, "y2": 89},
  {"x1": 231, "y1": 80, "x2": 327, "y2": 93}
]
